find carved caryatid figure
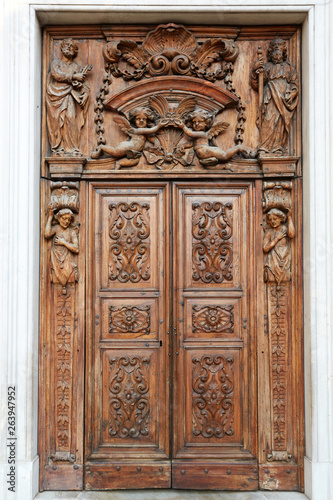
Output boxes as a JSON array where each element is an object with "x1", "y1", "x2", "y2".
[
  {"x1": 91, "y1": 107, "x2": 168, "y2": 167},
  {"x1": 263, "y1": 208, "x2": 295, "y2": 283},
  {"x1": 252, "y1": 38, "x2": 298, "y2": 155},
  {"x1": 46, "y1": 38, "x2": 92, "y2": 156},
  {"x1": 179, "y1": 108, "x2": 249, "y2": 166},
  {"x1": 44, "y1": 206, "x2": 79, "y2": 286}
]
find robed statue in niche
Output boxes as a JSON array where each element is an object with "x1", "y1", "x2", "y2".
[
  {"x1": 46, "y1": 38, "x2": 92, "y2": 157},
  {"x1": 252, "y1": 37, "x2": 298, "y2": 155}
]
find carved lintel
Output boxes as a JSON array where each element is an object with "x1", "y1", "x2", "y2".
[
  {"x1": 258, "y1": 155, "x2": 299, "y2": 177},
  {"x1": 267, "y1": 451, "x2": 292, "y2": 462},
  {"x1": 49, "y1": 451, "x2": 76, "y2": 464},
  {"x1": 46, "y1": 157, "x2": 87, "y2": 179}
]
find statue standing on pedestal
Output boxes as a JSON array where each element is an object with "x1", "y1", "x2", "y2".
[
  {"x1": 46, "y1": 38, "x2": 92, "y2": 157},
  {"x1": 251, "y1": 38, "x2": 298, "y2": 155}
]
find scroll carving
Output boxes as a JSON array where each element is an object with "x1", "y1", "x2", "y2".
[
  {"x1": 103, "y1": 23, "x2": 239, "y2": 82},
  {"x1": 108, "y1": 356, "x2": 150, "y2": 438},
  {"x1": 192, "y1": 202, "x2": 233, "y2": 283},
  {"x1": 44, "y1": 182, "x2": 80, "y2": 287},
  {"x1": 192, "y1": 355, "x2": 234, "y2": 438},
  {"x1": 252, "y1": 38, "x2": 299, "y2": 156},
  {"x1": 192, "y1": 305, "x2": 234, "y2": 334},
  {"x1": 109, "y1": 202, "x2": 150, "y2": 283},
  {"x1": 46, "y1": 38, "x2": 92, "y2": 157},
  {"x1": 109, "y1": 306, "x2": 150, "y2": 334}
]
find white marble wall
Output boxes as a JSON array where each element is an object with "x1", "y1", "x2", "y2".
[{"x1": 0, "y1": 1, "x2": 332, "y2": 499}]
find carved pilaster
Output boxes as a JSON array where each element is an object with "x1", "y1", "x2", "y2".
[
  {"x1": 262, "y1": 181, "x2": 295, "y2": 465},
  {"x1": 40, "y1": 180, "x2": 85, "y2": 489}
]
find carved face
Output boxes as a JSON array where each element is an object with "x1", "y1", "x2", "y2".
[
  {"x1": 191, "y1": 114, "x2": 207, "y2": 131},
  {"x1": 61, "y1": 41, "x2": 77, "y2": 59},
  {"x1": 270, "y1": 43, "x2": 284, "y2": 64},
  {"x1": 267, "y1": 213, "x2": 283, "y2": 228},
  {"x1": 134, "y1": 112, "x2": 148, "y2": 128},
  {"x1": 58, "y1": 214, "x2": 72, "y2": 228}
]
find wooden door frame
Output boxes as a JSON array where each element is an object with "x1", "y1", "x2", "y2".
[{"x1": 37, "y1": 16, "x2": 306, "y2": 494}]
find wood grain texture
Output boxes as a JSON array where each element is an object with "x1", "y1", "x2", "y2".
[{"x1": 39, "y1": 22, "x2": 304, "y2": 492}]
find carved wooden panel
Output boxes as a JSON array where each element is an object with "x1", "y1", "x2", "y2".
[
  {"x1": 192, "y1": 354, "x2": 235, "y2": 439},
  {"x1": 109, "y1": 305, "x2": 150, "y2": 334},
  {"x1": 192, "y1": 202, "x2": 233, "y2": 284},
  {"x1": 192, "y1": 305, "x2": 234, "y2": 334},
  {"x1": 85, "y1": 182, "x2": 170, "y2": 490},
  {"x1": 40, "y1": 22, "x2": 304, "y2": 493},
  {"x1": 173, "y1": 182, "x2": 257, "y2": 484},
  {"x1": 109, "y1": 202, "x2": 151, "y2": 283}
]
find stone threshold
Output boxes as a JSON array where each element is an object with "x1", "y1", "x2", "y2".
[{"x1": 36, "y1": 490, "x2": 308, "y2": 500}]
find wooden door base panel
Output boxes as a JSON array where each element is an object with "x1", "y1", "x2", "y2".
[
  {"x1": 42, "y1": 465, "x2": 83, "y2": 491},
  {"x1": 172, "y1": 462, "x2": 259, "y2": 490},
  {"x1": 84, "y1": 462, "x2": 171, "y2": 490},
  {"x1": 259, "y1": 464, "x2": 302, "y2": 491}
]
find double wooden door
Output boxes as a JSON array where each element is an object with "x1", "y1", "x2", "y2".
[{"x1": 85, "y1": 180, "x2": 257, "y2": 489}]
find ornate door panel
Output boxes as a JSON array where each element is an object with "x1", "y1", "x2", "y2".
[
  {"x1": 39, "y1": 22, "x2": 304, "y2": 493},
  {"x1": 85, "y1": 183, "x2": 171, "y2": 489},
  {"x1": 172, "y1": 182, "x2": 258, "y2": 489}
]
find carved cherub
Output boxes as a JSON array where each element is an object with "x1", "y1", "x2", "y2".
[
  {"x1": 263, "y1": 208, "x2": 295, "y2": 283},
  {"x1": 44, "y1": 206, "x2": 79, "y2": 287},
  {"x1": 91, "y1": 107, "x2": 168, "y2": 168},
  {"x1": 177, "y1": 108, "x2": 249, "y2": 167}
]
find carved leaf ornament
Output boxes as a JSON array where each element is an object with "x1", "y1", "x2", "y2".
[
  {"x1": 103, "y1": 24, "x2": 239, "y2": 81},
  {"x1": 192, "y1": 355, "x2": 234, "y2": 438},
  {"x1": 108, "y1": 356, "x2": 150, "y2": 438},
  {"x1": 192, "y1": 202, "x2": 233, "y2": 283},
  {"x1": 109, "y1": 202, "x2": 150, "y2": 283}
]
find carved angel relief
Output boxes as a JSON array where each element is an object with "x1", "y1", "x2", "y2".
[
  {"x1": 192, "y1": 202, "x2": 233, "y2": 283},
  {"x1": 192, "y1": 355, "x2": 234, "y2": 438},
  {"x1": 109, "y1": 202, "x2": 150, "y2": 283},
  {"x1": 92, "y1": 23, "x2": 252, "y2": 170}
]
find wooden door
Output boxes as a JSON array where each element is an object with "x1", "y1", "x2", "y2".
[
  {"x1": 39, "y1": 22, "x2": 304, "y2": 493},
  {"x1": 172, "y1": 182, "x2": 258, "y2": 489},
  {"x1": 84, "y1": 180, "x2": 258, "y2": 490},
  {"x1": 85, "y1": 182, "x2": 171, "y2": 489}
]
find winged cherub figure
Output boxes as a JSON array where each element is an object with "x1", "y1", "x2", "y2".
[
  {"x1": 91, "y1": 107, "x2": 168, "y2": 168},
  {"x1": 178, "y1": 108, "x2": 249, "y2": 167}
]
